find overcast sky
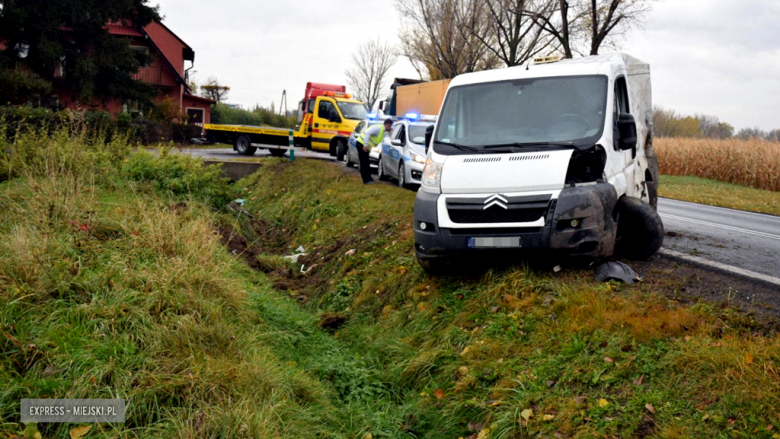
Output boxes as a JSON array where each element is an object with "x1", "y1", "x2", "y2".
[{"x1": 155, "y1": 0, "x2": 779, "y2": 131}]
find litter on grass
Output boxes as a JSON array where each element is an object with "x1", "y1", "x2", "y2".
[
  {"x1": 594, "y1": 261, "x2": 642, "y2": 284},
  {"x1": 284, "y1": 246, "x2": 307, "y2": 263}
]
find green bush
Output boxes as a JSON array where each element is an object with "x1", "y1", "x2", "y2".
[
  {"x1": 121, "y1": 149, "x2": 234, "y2": 209},
  {"x1": 1, "y1": 105, "x2": 204, "y2": 145}
]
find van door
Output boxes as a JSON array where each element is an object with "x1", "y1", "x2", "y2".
[
  {"x1": 614, "y1": 76, "x2": 638, "y2": 197},
  {"x1": 311, "y1": 98, "x2": 341, "y2": 152}
]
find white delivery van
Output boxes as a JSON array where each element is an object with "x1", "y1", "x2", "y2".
[{"x1": 413, "y1": 53, "x2": 663, "y2": 272}]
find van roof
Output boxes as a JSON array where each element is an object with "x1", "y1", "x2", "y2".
[{"x1": 449, "y1": 53, "x2": 649, "y2": 88}]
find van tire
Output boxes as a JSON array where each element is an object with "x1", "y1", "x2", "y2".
[
  {"x1": 614, "y1": 196, "x2": 664, "y2": 260},
  {"x1": 269, "y1": 149, "x2": 286, "y2": 157},
  {"x1": 235, "y1": 135, "x2": 257, "y2": 156},
  {"x1": 335, "y1": 140, "x2": 346, "y2": 162}
]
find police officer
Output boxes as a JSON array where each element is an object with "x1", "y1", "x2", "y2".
[{"x1": 356, "y1": 118, "x2": 393, "y2": 184}]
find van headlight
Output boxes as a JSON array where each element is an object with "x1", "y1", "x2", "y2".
[
  {"x1": 410, "y1": 151, "x2": 426, "y2": 164},
  {"x1": 421, "y1": 156, "x2": 443, "y2": 190}
]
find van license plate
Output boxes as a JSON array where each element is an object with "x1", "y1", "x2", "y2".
[{"x1": 468, "y1": 237, "x2": 522, "y2": 249}]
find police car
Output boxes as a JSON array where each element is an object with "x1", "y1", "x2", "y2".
[
  {"x1": 343, "y1": 114, "x2": 388, "y2": 169},
  {"x1": 377, "y1": 113, "x2": 437, "y2": 188}
]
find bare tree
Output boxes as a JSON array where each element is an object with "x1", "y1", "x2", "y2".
[
  {"x1": 396, "y1": 0, "x2": 499, "y2": 79},
  {"x1": 524, "y1": 0, "x2": 581, "y2": 58},
  {"x1": 696, "y1": 114, "x2": 734, "y2": 139},
  {"x1": 200, "y1": 77, "x2": 230, "y2": 103},
  {"x1": 477, "y1": 0, "x2": 559, "y2": 67},
  {"x1": 737, "y1": 127, "x2": 767, "y2": 141},
  {"x1": 528, "y1": 0, "x2": 654, "y2": 58},
  {"x1": 344, "y1": 38, "x2": 397, "y2": 110},
  {"x1": 583, "y1": 0, "x2": 654, "y2": 55}
]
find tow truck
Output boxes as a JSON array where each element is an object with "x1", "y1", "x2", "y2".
[{"x1": 203, "y1": 82, "x2": 368, "y2": 157}]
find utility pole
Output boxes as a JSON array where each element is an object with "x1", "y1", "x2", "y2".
[{"x1": 279, "y1": 90, "x2": 288, "y2": 116}]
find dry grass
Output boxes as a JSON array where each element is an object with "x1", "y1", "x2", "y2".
[{"x1": 656, "y1": 137, "x2": 780, "y2": 191}]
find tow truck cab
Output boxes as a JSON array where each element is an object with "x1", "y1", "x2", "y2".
[
  {"x1": 296, "y1": 82, "x2": 368, "y2": 156},
  {"x1": 413, "y1": 53, "x2": 662, "y2": 271}
]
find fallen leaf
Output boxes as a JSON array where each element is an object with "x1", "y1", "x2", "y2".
[
  {"x1": 70, "y1": 425, "x2": 92, "y2": 439},
  {"x1": 487, "y1": 399, "x2": 500, "y2": 407},
  {"x1": 543, "y1": 414, "x2": 555, "y2": 421},
  {"x1": 633, "y1": 374, "x2": 645, "y2": 386},
  {"x1": 645, "y1": 404, "x2": 655, "y2": 414},
  {"x1": 477, "y1": 428, "x2": 490, "y2": 439},
  {"x1": 766, "y1": 424, "x2": 774, "y2": 431},
  {"x1": 521, "y1": 408, "x2": 533, "y2": 421},
  {"x1": 604, "y1": 357, "x2": 614, "y2": 364},
  {"x1": 744, "y1": 353, "x2": 754, "y2": 365},
  {"x1": 363, "y1": 433, "x2": 373, "y2": 439},
  {"x1": 417, "y1": 302, "x2": 428, "y2": 312},
  {"x1": 433, "y1": 389, "x2": 445, "y2": 400},
  {"x1": 458, "y1": 366, "x2": 470, "y2": 375},
  {"x1": 460, "y1": 346, "x2": 471, "y2": 356},
  {"x1": 598, "y1": 398, "x2": 609, "y2": 408}
]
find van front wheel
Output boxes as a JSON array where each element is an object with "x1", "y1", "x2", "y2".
[{"x1": 614, "y1": 196, "x2": 664, "y2": 260}]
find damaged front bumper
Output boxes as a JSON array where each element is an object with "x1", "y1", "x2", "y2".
[{"x1": 413, "y1": 183, "x2": 618, "y2": 259}]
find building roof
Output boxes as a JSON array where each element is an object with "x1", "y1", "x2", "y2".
[
  {"x1": 183, "y1": 93, "x2": 216, "y2": 104},
  {"x1": 106, "y1": 23, "x2": 144, "y2": 37}
]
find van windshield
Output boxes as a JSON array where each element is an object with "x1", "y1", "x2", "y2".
[{"x1": 434, "y1": 75, "x2": 608, "y2": 154}]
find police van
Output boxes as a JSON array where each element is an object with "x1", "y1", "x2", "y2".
[{"x1": 413, "y1": 53, "x2": 664, "y2": 272}]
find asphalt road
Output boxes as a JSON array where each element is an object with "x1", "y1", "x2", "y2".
[
  {"x1": 179, "y1": 148, "x2": 780, "y2": 283},
  {"x1": 658, "y1": 198, "x2": 780, "y2": 280}
]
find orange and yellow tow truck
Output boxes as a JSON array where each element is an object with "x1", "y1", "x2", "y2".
[{"x1": 203, "y1": 82, "x2": 368, "y2": 158}]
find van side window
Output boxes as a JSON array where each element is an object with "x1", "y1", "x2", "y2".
[
  {"x1": 355, "y1": 122, "x2": 365, "y2": 133},
  {"x1": 614, "y1": 77, "x2": 630, "y2": 117},
  {"x1": 318, "y1": 100, "x2": 336, "y2": 119}
]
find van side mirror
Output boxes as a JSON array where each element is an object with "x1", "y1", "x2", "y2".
[
  {"x1": 617, "y1": 114, "x2": 637, "y2": 151},
  {"x1": 424, "y1": 125, "x2": 434, "y2": 151}
]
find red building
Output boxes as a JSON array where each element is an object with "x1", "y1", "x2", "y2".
[{"x1": 55, "y1": 20, "x2": 214, "y2": 125}]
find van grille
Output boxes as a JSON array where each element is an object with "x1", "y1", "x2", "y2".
[{"x1": 448, "y1": 206, "x2": 548, "y2": 224}]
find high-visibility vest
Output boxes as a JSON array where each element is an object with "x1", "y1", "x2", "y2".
[{"x1": 360, "y1": 126, "x2": 386, "y2": 148}]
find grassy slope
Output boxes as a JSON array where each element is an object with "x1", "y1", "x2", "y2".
[
  {"x1": 234, "y1": 159, "x2": 780, "y2": 439},
  {"x1": 0, "y1": 139, "x2": 405, "y2": 438},
  {"x1": 660, "y1": 175, "x2": 780, "y2": 216}
]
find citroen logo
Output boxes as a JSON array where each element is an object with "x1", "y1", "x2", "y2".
[{"x1": 484, "y1": 194, "x2": 508, "y2": 210}]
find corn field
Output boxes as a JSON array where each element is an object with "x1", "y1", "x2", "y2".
[{"x1": 656, "y1": 137, "x2": 780, "y2": 192}]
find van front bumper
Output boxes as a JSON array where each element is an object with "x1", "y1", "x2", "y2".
[{"x1": 413, "y1": 184, "x2": 618, "y2": 259}]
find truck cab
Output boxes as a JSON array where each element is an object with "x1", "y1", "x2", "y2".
[
  {"x1": 413, "y1": 53, "x2": 663, "y2": 272},
  {"x1": 297, "y1": 83, "x2": 368, "y2": 156}
]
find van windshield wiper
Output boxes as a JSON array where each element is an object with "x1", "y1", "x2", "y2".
[
  {"x1": 435, "y1": 140, "x2": 479, "y2": 152},
  {"x1": 483, "y1": 141, "x2": 574, "y2": 150}
]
